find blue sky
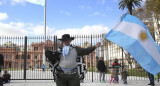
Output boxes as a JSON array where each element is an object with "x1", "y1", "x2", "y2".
[{"x1": 0, "y1": 0, "x2": 129, "y2": 37}]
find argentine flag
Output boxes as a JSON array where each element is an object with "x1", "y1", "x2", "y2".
[
  {"x1": 105, "y1": 13, "x2": 160, "y2": 75},
  {"x1": 25, "y1": 0, "x2": 45, "y2": 6}
]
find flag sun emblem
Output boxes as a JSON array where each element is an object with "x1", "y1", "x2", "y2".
[{"x1": 140, "y1": 32, "x2": 147, "y2": 40}]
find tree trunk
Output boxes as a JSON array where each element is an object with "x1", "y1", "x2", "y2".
[
  {"x1": 123, "y1": 51, "x2": 133, "y2": 69},
  {"x1": 128, "y1": 3, "x2": 133, "y2": 15}
]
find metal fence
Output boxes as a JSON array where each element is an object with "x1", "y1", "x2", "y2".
[{"x1": 0, "y1": 35, "x2": 158, "y2": 81}]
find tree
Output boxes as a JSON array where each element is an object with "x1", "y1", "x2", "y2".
[
  {"x1": 119, "y1": 0, "x2": 142, "y2": 15},
  {"x1": 132, "y1": 6, "x2": 155, "y2": 39},
  {"x1": 146, "y1": 0, "x2": 160, "y2": 41},
  {"x1": 131, "y1": 1, "x2": 160, "y2": 69}
]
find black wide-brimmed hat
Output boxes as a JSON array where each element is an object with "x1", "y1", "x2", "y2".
[{"x1": 58, "y1": 34, "x2": 74, "y2": 41}]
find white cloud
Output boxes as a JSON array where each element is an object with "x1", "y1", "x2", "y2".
[
  {"x1": 54, "y1": 25, "x2": 110, "y2": 38},
  {"x1": 0, "y1": 12, "x2": 8, "y2": 20},
  {"x1": 10, "y1": 22, "x2": 25, "y2": 28},
  {"x1": 0, "y1": 21, "x2": 109, "y2": 38},
  {"x1": 0, "y1": 12, "x2": 54, "y2": 36},
  {"x1": 0, "y1": 12, "x2": 108, "y2": 37},
  {"x1": 0, "y1": 21, "x2": 54, "y2": 36},
  {"x1": 29, "y1": 25, "x2": 54, "y2": 36},
  {"x1": 60, "y1": 10, "x2": 71, "y2": 16},
  {"x1": 10, "y1": 0, "x2": 25, "y2": 5},
  {"x1": 0, "y1": 22, "x2": 28, "y2": 36}
]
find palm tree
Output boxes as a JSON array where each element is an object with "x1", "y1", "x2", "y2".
[{"x1": 119, "y1": 0, "x2": 142, "y2": 15}]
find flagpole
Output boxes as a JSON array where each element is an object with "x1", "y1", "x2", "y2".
[{"x1": 43, "y1": 0, "x2": 46, "y2": 68}]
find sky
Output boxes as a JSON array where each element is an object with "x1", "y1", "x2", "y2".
[{"x1": 0, "y1": 0, "x2": 129, "y2": 37}]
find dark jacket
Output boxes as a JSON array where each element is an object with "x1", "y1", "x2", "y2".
[
  {"x1": 0, "y1": 54, "x2": 4, "y2": 66},
  {"x1": 2, "y1": 73, "x2": 11, "y2": 83},
  {"x1": 121, "y1": 71, "x2": 128, "y2": 80},
  {"x1": 97, "y1": 60, "x2": 106, "y2": 72},
  {"x1": 45, "y1": 45, "x2": 96, "y2": 66},
  {"x1": 112, "y1": 61, "x2": 121, "y2": 68}
]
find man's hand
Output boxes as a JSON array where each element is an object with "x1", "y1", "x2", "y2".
[{"x1": 95, "y1": 42, "x2": 101, "y2": 48}]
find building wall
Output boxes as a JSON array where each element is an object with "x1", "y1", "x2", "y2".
[{"x1": 0, "y1": 40, "x2": 97, "y2": 69}]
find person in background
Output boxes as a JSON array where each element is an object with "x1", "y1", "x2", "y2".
[
  {"x1": 0, "y1": 54, "x2": 4, "y2": 86},
  {"x1": 97, "y1": 57, "x2": 106, "y2": 82},
  {"x1": 112, "y1": 59, "x2": 121, "y2": 83},
  {"x1": 42, "y1": 64, "x2": 45, "y2": 72},
  {"x1": 121, "y1": 67, "x2": 128, "y2": 85},
  {"x1": 2, "y1": 70, "x2": 11, "y2": 84},
  {"x1": 148, "y1": 72, "x2": 155, "y2": 85},
  {"x1": 110, "y1": 67, "x2": 116, "y2": 84},
  {"x1": 0, "y1": 66, "x2": 2, "y2": 86}
]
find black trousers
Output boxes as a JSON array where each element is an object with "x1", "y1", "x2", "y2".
[
  {"x1": 56, "y1": 72, "x2": 80, "y2": 86},
  {"x1": 0, "y1": 77, "x2": 3, "y2": 86},
  {"x1": 148, "y1": 72, "x2": 154, "y2": 84},
  {"x1": 0, "y1": 67, "x2": 3, "y2": 86}
]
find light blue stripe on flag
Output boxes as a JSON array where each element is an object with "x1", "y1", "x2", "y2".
[
  {"x1": 121, "y1": 13, "x2": 156, "y2": 45},
  {"x1": 25, "y1": 0, "x2": 45, "y2": 6},
  {"x1": 105, "y1": 13, "x2": 160, "y2": 75}
]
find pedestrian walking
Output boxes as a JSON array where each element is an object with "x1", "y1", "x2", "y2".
[
  {"x1": 110, "y1": 67, "x2": 116, "y2": 84},
  {"x1": 148, "y1": 72, "x2": 155, "y2": 85},
  {"x1": 42, "y1": 64, "x2": 45, "y2": 72},
  {"x1": 121, "y1": 67, "x2": 128, "y2": 85},
  {"x1": 112, "y1": 59, "x2": 121, "y2": 83},
  {"x1": 97, "y1": 57, "x2": 106, "y2": 82}
]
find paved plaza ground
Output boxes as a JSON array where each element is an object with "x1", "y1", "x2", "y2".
[
  {"x1": 3, "y1": 80, "x2": 160, "y2": 86},
  {"x1": 2, "y1": 70, "x2": 160, "y2": 86}
]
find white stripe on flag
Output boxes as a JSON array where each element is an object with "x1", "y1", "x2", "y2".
[{"x1": 113, "y1": 21, "x2": 160, "y2": 64}]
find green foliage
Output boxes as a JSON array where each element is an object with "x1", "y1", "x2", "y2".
[
  {"x1": 107, "y1": 68, "x2": 148, "y2": 77},
  {"x1": 132, "y1": 0, "x2": 160, "y2": 40},
  {"x1": 146, "y1": 0, "x2": 160, "y2": 18},
  {"x1": 146, "y1": 0, "x2": 160, "y2": 38},
  {"x1": 127, "y1": 69, "x2": 148, "y2": 77},
  {"x1": 119, "y1": 0, "x2": 142, "y2": 15},
  {"x1": 87, "y1": 67, "x2": 97, "y2": 72},
  {"x1": 2, "y1": 68, "x2": 21, "y2": 71}
]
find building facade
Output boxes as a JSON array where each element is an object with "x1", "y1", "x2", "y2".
[{"x1": 0, "y1": 40, "x2": 97, "y2": 69}]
